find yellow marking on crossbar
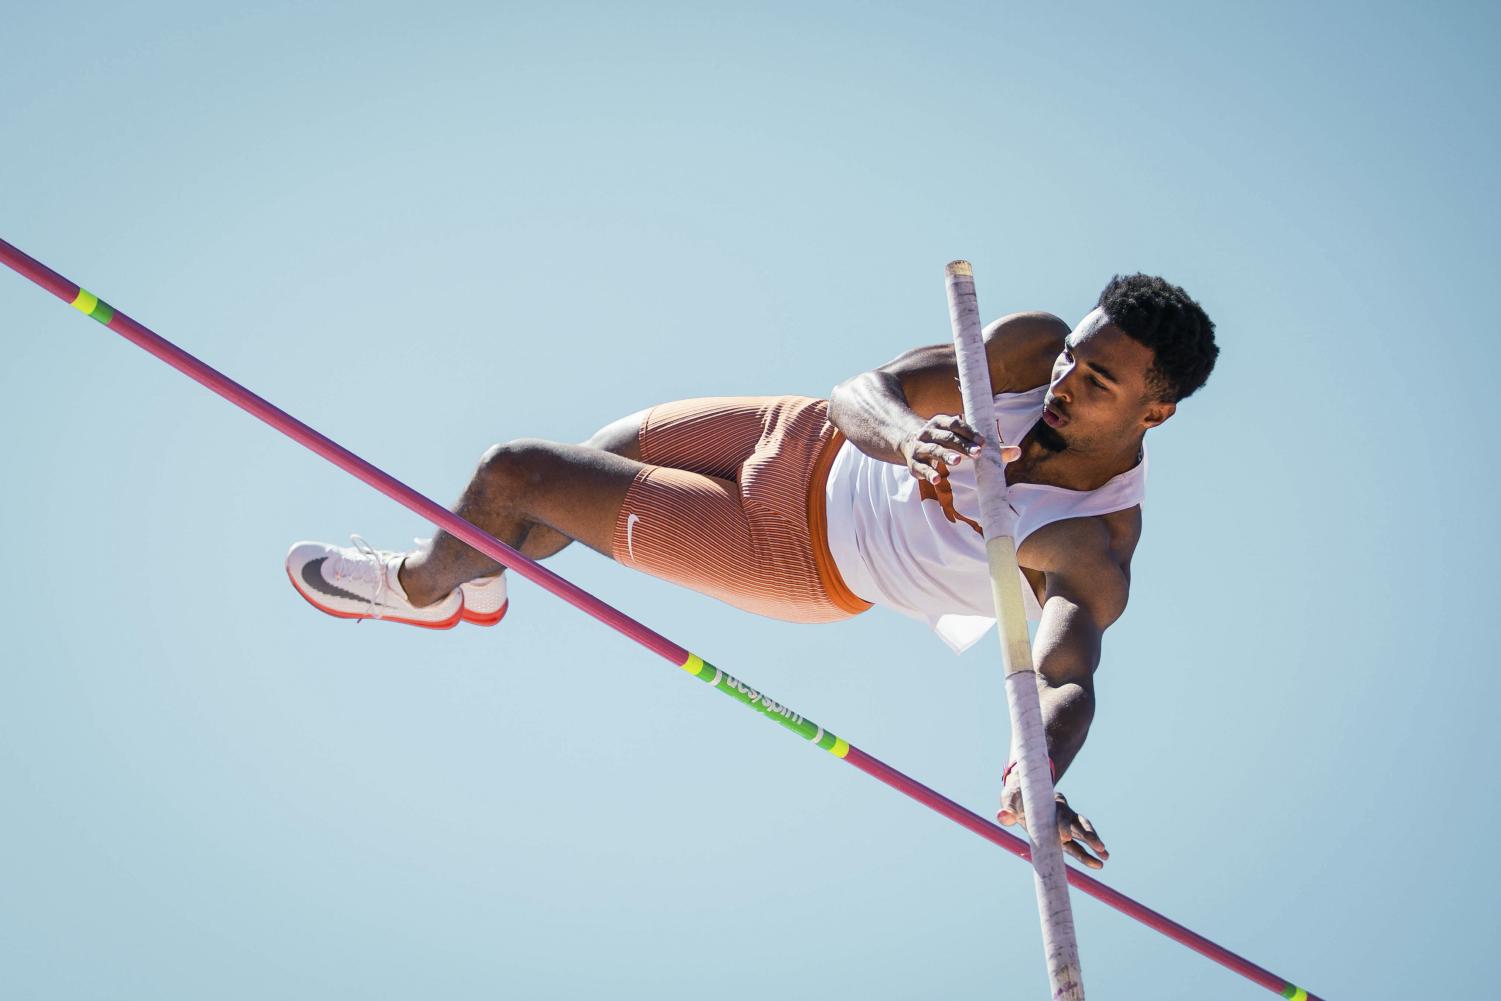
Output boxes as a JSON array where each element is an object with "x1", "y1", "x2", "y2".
[
  {"x1": 1287, "y1": 990, "x2": 1308, "y2": 1001},
  {"x1": 831, "y1": 738, "x2": 849, "y2": 758},
  {"x1": 680, "y1": 653, "x2": 705, "y2": 677},
  {"x1": 71, "y1": 289, "x2": 99, "y2": 315}
]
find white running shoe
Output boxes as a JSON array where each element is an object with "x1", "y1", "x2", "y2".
[
  {"x1": 410, "y1": 538, "x2": 511, "y2": 628},
  {"x1": 460, "y1": 572, "x2": 509, "y2": 626},
  {"x1": 286, "y1": 536, "x2": 463, "y2": 629}
]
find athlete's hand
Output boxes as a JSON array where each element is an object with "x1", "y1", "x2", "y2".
[
  {"x1": 997, "y1": 774, "x2": 1109, "y2": 870},
  {"x1": 899, "y1": 415, "x2": 1020, "y2": 485}
]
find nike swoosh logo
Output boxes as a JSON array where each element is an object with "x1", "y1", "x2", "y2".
[
  {"x1": 301, "y1": 557, "x2": 367, "y2": 603},
  {"x1": 626, "y1": 513, "x2": 640, "y2": 561}
]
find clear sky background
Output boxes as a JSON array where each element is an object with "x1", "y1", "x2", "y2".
[{"x1": 2, "y1": 3, "x2": 1497, "y2": 998}]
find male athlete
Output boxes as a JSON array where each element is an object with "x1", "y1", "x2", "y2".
[{"x1": 287, "y1": 273, "x2": 1218, "y2": 870}]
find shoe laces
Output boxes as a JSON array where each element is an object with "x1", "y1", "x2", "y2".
[{"x1": 343, "y1": 534, "x2": 390, "y2": 620}]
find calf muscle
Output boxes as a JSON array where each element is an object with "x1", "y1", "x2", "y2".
[{"x1": 398, "y1": 433, "x2": 646, "y2": 606}]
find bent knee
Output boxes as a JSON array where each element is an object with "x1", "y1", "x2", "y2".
[{"x1": 477, "y1": 438, "x2": 560, "y2": 496}]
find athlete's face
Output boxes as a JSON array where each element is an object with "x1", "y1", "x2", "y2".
[{"x1": 1039, "y1": 309, "x2": 1175, "y2": 454}]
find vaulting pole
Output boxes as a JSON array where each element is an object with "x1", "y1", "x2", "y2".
[
  {"x1": 945, "y1": 260, "x2": 1084, "y2": 999},
  {"x1": 0, "y1": 236, "x2": 1321, "y2": 1001}
]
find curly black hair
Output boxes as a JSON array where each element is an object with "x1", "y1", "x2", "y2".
[{"x1": 1096, "y1": 274, "x2": 1218, "y2": 403}]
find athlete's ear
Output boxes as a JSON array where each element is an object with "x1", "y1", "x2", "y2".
[{"x1": 1142, "y1": 400, "x2": 1175, "y2": 430}]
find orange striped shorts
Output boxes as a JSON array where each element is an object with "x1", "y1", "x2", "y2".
[{"x1": 611, "y1": 395, "x2": 873, "y2": 624}]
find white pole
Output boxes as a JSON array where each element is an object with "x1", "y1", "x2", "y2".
[{"x1": 944, "y1": 260, "x2": 1084, "y2": 1000}]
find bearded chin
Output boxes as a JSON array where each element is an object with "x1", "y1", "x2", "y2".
[{"x1": 1034, "y1": 421, "x2": 1068, "y2": 453}]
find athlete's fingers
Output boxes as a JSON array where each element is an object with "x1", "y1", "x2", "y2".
[
  {"x1": 1062, "y1": 838, "x2": 1105, "y2": 870},
  {"x1": 909, "y1": 457, "x2": 942, "y2": 485},
  {"x1": 922, "y1": 430, "x2": 979, "y2": 463},
  {"x1": 997, "y1": 768, "x2": 1023, "y2": 819},
  {"x1": 1071, "y1": 814, "x2": 1109, "y2": 859},
  {"x1": 925, "y1": 430, "x2": 1019, "y2": 468},
  {"x1": 924, "y1": 428, "x2": 971, "y2": 449},
  {"x1": 938, "y1": 415, "x2": 983, "y2": 447},
  {"x1": 923, "y1": 442, "x2": 965, "y2": 467},
  {"x1": 996, "y1": 786, "x2": 1023, "y2": 827},
  {"x1": 915, "y1": 441, "x2": 960, "y2": 474}
]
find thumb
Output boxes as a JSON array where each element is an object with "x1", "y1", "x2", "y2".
[{"x1": 1000, "y1": 444, "x2": 1022, "y2": 463}]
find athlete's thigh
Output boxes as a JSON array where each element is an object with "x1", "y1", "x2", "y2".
[
  {"x1": 512, "y1": 439, "x2": 738, "y2": 561},
  {"x1": 612, "y1": 457, "x2": 855, "y2": 624},
  {"x1": 630, "y1": 397, "x2": 780, "y2": 480},
  {"x1": 583, "y1": 408, "x2": 649, "y2": 461}
]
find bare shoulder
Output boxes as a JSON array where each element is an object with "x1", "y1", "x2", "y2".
[
  {"x1": 851, "y1": 309, "x2": 1067, "y2": 419},
  {"x1": 1018, "y1": 507, "x2": 1142, "y2": 626},
  {"x1": 1021, "y1": 506, "x2": 1141, "y2": 574},
  {"x1": 984, "y1": 311, "x2": 1070, "y2": 394}
]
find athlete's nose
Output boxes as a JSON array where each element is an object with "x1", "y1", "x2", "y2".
[{"x1": 1057, "y1": 354, "x2": 1088, "y2": 398}]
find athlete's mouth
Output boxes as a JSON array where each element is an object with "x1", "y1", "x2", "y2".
[{"x1": 1042, "y1": 400, "x2": 1066, "y2": 427}]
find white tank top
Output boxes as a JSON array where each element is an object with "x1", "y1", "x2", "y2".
[{"x1": 824, "y1": 385, "x2": 1147, "y2": 653}]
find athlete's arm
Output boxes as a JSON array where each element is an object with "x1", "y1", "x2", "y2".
[
  {"x1": 828, "y1": 312, "x2": 1068, "y2": 479},
  {"x1": 997, "y1": 515, "x2": 1134, "y2": 869},
  {"x1": 1029, "y1": 525, "x2": 1128, "y2": 777}
]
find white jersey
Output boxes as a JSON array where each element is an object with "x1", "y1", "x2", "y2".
[{"x1": 824, "y1": 384, "x2": 1147, "y2": 653}]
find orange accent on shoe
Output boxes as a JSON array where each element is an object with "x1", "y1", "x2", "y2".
[
  {"x1": 461, "y1": 599, "x2": 510, "y2": 627},
  {"x1": 285, "y1": 567, "x2": 463, "y2": 629}
]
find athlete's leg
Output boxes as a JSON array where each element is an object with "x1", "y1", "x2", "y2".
[
  {"x1": 413, "y1": 395, "x2": 770, "y2": 586},
  {"x1": 508, "y1": 397, "x2": 774, "y2": 565},
  {"x1": 391, "y1": 395, "x2": 867, "y2": 625},
  {"x1": 399, "y1": 397, "x2": 786, "y2": 610},
  {"x1": 397, "y1": 426, "x2": 687, "y2": 607},
  {"x1": 498, "y1": 410, "x2": 646, "y2": 563}
]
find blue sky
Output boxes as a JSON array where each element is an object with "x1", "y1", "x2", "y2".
[{"x1": 2, "y1": 2, "x2": 1497, "y2": 998}]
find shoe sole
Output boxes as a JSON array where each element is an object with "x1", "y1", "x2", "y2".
[
  {"x1": 461, "y1": 600, "x2": 509, "y2": 627},
  {"x1": 285, "y1": 567, "x2": 464, "y2": 630}
]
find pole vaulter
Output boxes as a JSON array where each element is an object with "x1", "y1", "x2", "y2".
[{"x1": 0, "y1": 236, "x2": 1323, "y2": 1001}]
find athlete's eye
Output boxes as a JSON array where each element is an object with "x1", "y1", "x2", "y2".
[{"x1": 1089, "y1": 376, "x2": 1107, "y2": 390}]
